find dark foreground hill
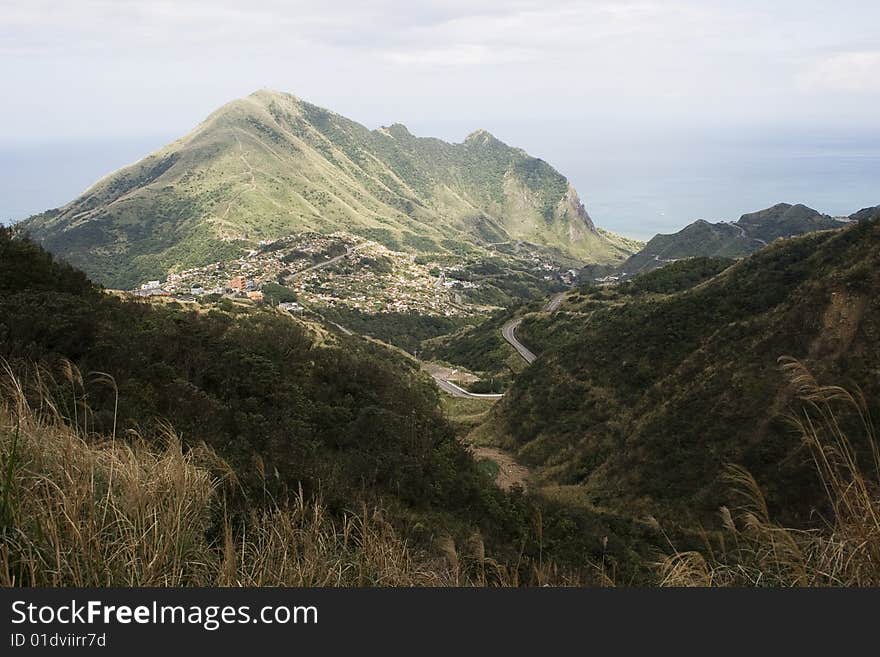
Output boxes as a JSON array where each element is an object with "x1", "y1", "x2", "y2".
[
  {"x1": 0, "y1": 228, "x2": 662, "y2": 583},
  {"x1": 485, "y1": 218, "x2": 880, "y2": 526}
]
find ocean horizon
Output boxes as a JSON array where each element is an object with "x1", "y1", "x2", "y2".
[{"x1": 3, "y1": 129, "x2": 878, "y2": 242}]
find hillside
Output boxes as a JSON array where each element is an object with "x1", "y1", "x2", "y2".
[
  {"x1": 19, "y1": 90, "x2": 634, "y2": 289},
  {"x1": 479, "y1": 218, "x2": 880, "y2": 527},
  {"x1": 615, "y1": 203, "x2": 850, "y2": 277},
  {"x1": 0, "y1": 393, "x2": 465, "y2": 586},
  {"x1": 0, "y1": 227, "x2": 667, "y2": 583}
]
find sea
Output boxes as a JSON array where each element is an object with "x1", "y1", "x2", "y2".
[{"x1": 2, "y1": 129, "x2": 878, "y2": 242}]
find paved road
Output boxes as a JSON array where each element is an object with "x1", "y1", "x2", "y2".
[
  {"x1": 545, "y1": 292, "x2": 566, "y2": 312},
  {"x1": 285, "y1": 243, "x2": 364, "y2": 281},
  {"x1": 501, "y1": 318, "x2": 537, "y2": 364},
  {"x1": 429, "y1": 373, "x2": 504, "y2": 399},
  {"x1": 730, "y1": 221, "x2": 768, "y2": 246},
  {"x1": 329, "y1": 321, "x2": 353, "y2": 336},
  {"x1": 500, "y1": 291, "x2": 565, "y2": 364}
]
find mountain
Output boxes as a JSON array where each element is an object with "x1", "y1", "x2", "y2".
[
  {"x1": 848, "y1": 204, "x2": 880, "y2": 223},
  {"x1": 0, "y1": 226, "x2": 524, "y2": 574},
  {"x1": 615, "y1": 203, "x2": 849, "y2": 277},
  {"x1": 19, "y1": 90, "x2": 634, "y2": 289},
  {"x1": 0, "y1": 226, "x2": 664, "y2": 583},
  {"x1": 474, "y1": 217, "x2": 880, "y2": 527}
]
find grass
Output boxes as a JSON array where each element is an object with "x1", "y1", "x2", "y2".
[
  {"x1": 476, "y1": 458, "x2": 501, "y2": 480},
  {"x1": 0, "y1": 365, "x2": 460, "y2": 586},
  {"x1": 8, "y1": 355, "x2": 871, "y2": 587},
  {"x1": 659, "y1": 359, "x2": 880, "y2": 586},
  {"x1": 0, "y1": 362, "x2": 588, "y2": 587}
]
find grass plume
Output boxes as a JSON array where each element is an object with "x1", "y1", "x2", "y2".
[
  {"x1": 659, "y1": 358, "x2": 880, "y2": 586},
  {"x1": 0, "y1": 365, "x2": 466, "y2": 586}
]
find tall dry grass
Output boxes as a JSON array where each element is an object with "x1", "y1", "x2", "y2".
[
  {"x1": 0, "y1": 362, "x2": 469, "y2": 586},
  {"x1": 659, "y1": 358, "x2": 880, "y2": 586}
]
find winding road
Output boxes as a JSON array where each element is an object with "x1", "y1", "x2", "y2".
[
  {"x1": 545, "y1": 291, "x2": 567, "y2": 312},
  {"x1": 501, "y1": 318, "x2": 537, "y2": 364},
  {"x1": 499, "y1": 291, "x2": 565, "y2": 365},
  {"x1": 313, "y1": 283, "x2": 564, "y2": 397},
  {"x1": 730, "y1": 221, "x2": 768, "y2": 246},
  {"x1": 429, "y1": 375, "x2": 504, "y2": 399},
  {"x1": 284, "y1": 243, "x2": 365, "y2": 281}
]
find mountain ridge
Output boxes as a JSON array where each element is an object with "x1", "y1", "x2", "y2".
[
  {"x1": 20, "y1": 89, "x2": 634, "y2": 288},
  {"x1": 611, "y1": 202, "x2": 852, "y2": 278}
]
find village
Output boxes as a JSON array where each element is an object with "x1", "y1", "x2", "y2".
[{"x1": 131, "y1": 231, "x2": 577, "y2": 318}]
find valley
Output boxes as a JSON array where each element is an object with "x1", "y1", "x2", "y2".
[
  {"x1": 3, "y1": 88, "x2": 879, "y2": 588},
  {"x1": 5, "y1": 188, "x2": 880, "y2": 587}
]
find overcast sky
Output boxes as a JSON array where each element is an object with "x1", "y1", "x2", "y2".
[
  {"x1": 1, "y1": 1, "x2": 878, "y2": 233},
  {"x1": 2, "y1": 0, "x2": 879, "y2": 141}
]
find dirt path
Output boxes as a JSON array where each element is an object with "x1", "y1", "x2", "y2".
[{"x1": 470, "y1": 445, "x2": 530, "y2": 491}]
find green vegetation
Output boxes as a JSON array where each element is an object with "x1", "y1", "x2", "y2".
[
  {"x1": 0, "y1": 384, "x2": 497, "y2": 586},
  {"x1": 465, "y1": 378, "x2": 507, "y2": 394},
  {"x1": 319, "y1": 308, "x2": 467, "y2": 353},
  {"x1": 597, "y1": 228, "x2": 644, "y2": 254},
  {"x1": 450, "y1": 258, "x2": 565, "y2": 307},
  {"x1": 615, "y1": 203, "x2": 849, "y2": 279},
  {"x1": 490, "y1": 219, "x2": 880, "y2": 530},
  {"x1": 260, "y1": 282, "x2": 297, "y2": 304},
  {"x1": 1, "y1": 229, "x2": 663, "y2": 583},
  {"x1": 616, "y1": 256, "x2": 733, "y2": 295},
  {"x1": 422, "y1": 309, "x2": 525, "y2": 379},
  {"x1": 19, "y1": 89, "x2": 636, "y2": 289},
  {"x1": 661, "y1": 366, "x2": 880, "y2": 586},
  {"x1": 5, "y1": 211, "x2": 878, "y2": 586},
  {"x1": 736, "y1": 203, "x2": 846, "y2": 243}
]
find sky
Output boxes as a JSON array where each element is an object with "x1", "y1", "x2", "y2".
[{"x1": 1, "y1": 1, "x2": 879, "y2": 236}]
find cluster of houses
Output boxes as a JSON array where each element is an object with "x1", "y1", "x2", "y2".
[
  {"x1": 559, "y1": 268, "x2": 579, "y2": 286},
  {"x1": 127, "y1": 230, "x2": 587, "y2": 322},
  {"x1": 529, "y1": 257, "x2": 579, "y2": 286},
  {"x1": 595, "y1": 274, "x2": 622, "y2": 286},
  {"x1": 134, "y1": 276, "x2": 265, "y2": 303}
]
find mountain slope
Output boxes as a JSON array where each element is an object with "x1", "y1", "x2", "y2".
[
  {"x1": 0, "y1": 226, "x2": 530, "y2": 567},
  {"x1": 616, "y1": 203, "x2": 849, "y2": 277},
  {"x1": 20, "y1": 90, "x2": 633, "y2": 288},
  {"x1": 484, "y1": 218, "x2": 880, "y2": 526},
  {"x1": 0, "y1": 227, "x2": 666, "y2": 582}
]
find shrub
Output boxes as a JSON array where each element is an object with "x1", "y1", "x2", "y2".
[{"x1": 659, "y1": 360, "x2": 880, "y2": 586}]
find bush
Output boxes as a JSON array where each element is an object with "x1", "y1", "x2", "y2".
[
  {"x1": 0, "y1": 378, "x2": 460, "y2": 586},
  {"x1": 261, "y1": 282, "x2": 297, "y2": 304},
  {"x1": 659, "y1": 362, "x2": 880, "y2": 586}
]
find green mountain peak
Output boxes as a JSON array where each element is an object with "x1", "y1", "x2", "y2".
[{"x1": 20, "y1": 90, "x2": 635, "y2": 288}]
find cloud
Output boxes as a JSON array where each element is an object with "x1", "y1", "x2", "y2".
[
  {"x1": 800, "y1": 51, "x2": 880, "y2": 93},
  {"x1": 380, "y1": 44, "x2": 537, "y2": 67},
  {"x1": 0, "y1": 1, "x2": 756, "y2": 59},
  {"x1": 1, "y1": 0, "x2": 879, "y2": 141}
]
